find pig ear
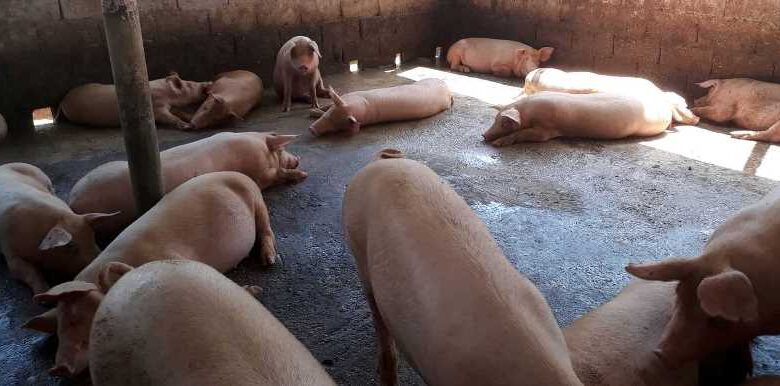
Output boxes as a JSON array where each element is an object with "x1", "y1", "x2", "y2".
[
  {"x1": 376, "y1": 149, "x2": 404, "y2": 159},
  {"x1": 347, "y1": 116, "x2": 360, "y2": 133},
  {"x1": 329, "y1": 87, "x2": 346, "y2": 107},
  {"x1": 33, "y1": 281, "x2": 99, "y2": 305},
  {"x1": 539, "y1": 47, "x2": 555, "y2": 62},
  {"x1": 625, "y1": 257, "x2": 700, "y2": 281},
  {"x1": 82, "y1": 211, "x2": 120, "y2": 225},
  {"x1": 98, "y1": 262, "x2": 134, "y2": 293},
  {"x1": 166, "y1": 73, "x2": 184, "y2": 89},
  {"x1": 499, "y1": 109, "x2": 521, "y2": 130},
  {"x1": 39, "y1": 225, "x2": 73, "y2": 251},
  {"x1": 266, "y1": 134, "x2": 299, "y2": 151},
  {"x1": 22, "y1": 311, "x2": 58, "y2": 333},
  {"x1": 309, "y1": 40, "x2": 322, "y2": 58},
  {"x1": 697, "y1": 270, "x2": 759, "y2": 323},
  {"x1": 213, "y1": 94, "x2": 226, "y2": 105}
]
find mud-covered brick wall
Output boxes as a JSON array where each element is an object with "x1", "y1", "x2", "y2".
[
  {"x1": 453, "y1": 0, "x2": 780, "y2": 99},
  {"x1": 0, "y1": 0, "x2": 446, "y2": 132}
]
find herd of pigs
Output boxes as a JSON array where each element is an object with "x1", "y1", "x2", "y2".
[{"x1": 1, "y1": 34, "x2": 780, "y2": 385}]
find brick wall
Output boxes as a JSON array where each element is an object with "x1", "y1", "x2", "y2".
[
  {"x1": 0, "y1": 0, "x2": 445, "y2": 130},
  {"x1": 453, "y1": 0, "x2": 780, "y2": 98}
]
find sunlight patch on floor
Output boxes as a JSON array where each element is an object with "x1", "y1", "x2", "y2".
[{"x1": 398, "y1": 66, "x2": 522, "y2": 106}]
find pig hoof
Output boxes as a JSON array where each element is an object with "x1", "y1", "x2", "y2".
[{"x1": 731, "y1": 130, "x2": 758, "y2": 140}]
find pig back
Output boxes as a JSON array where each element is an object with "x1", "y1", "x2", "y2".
[
  {"x1": 90, "y1": 260, "x2": 335, "y2": 386},
  {"x1": 355, "y1": 79, "x2": 451, "y2": 124},
  {"x1": 59, "y1": 84, "x2": 121, "y2": 127}
]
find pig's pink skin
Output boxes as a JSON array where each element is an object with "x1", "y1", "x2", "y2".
[
  {"x1": 0, "y1": 163, "x2": 109, "y2": 294},
  {"x1": 191, "y1": 70, "x2": 263, "y2": 130},
  {"x1": 68, "y1": 131, "x2": 305, "y2": 240},
  {"x1": 274, "y1": 36, "x2": 327, "y2": 112},
  {"x1": 90, "y1": 260, "x2": 336, "y2": 386},
  {"x1": 31, "y1": 171, "x2": 281, "y2": 378},
  {"x1": 483, "y1": 91, "x2": 671, "y2": 146},
  {"x1": 343, "y1": 153, "x2": 582, "y2": 386},
  {"x1": 693, "y1": 78, "x2": 780, "y2": 143},
  {"x1": 627, "y1": 186, "x2": 780, "y2": 365},
  {"x1": 447, "y1": 38, "x2": 554, "y2": 78},
  {"x1": 59, "y1": 73, "x2": 210, "y2": 130},
  {"x1": 309, "y1": 79, "x2": 452, "y2": 136}
]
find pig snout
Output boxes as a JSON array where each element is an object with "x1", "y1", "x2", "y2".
[{"x1": 298, "y1": 64, "x2": 310, "y2": 74}]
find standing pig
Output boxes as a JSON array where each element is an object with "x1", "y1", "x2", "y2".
[
  {"x1": 626, "y1": 185, "x2": 780, "y2": 365},
  {"x1": 274, "y1": 36, "x2": 326, "y2": 112},
  {"x1": 0, "y1": 163, "x2": 114, "y2": 294},
  {"x1": 89, "y1": 260, "x2": 336, "y2": 386},
  {"x1": 447, "y1": 38, "x2": 555, "y2": 78},
  {"x1": 0, "y1": 113, "x2": 6, "y2": 143},
  {"x1": 343, "y1": 150, "x2": 583, "y2": 386},
  {"x1": 692, "y1": 78, "x2": 780, "y2": 143},
  {"x1": 59, "y1": 73, "x2": 210, "y2": 129},
  {"x1": 69, "y1": 132, "x2": 305, "y2": 240},
  {"x1": 483, "y1": 91, "x2": 671, "y2": 146},
  {"x1": 309, "y1": 79, "x2": 452, "y2": 136},
  {"x1": 25, "y1": 171, "x2": 281, "y2": 377},
  {"x1": 523, "y1": 68, "x2": 700, "y2": 125},
  {"x1": 190, "y1": 70, "x2": 263, "y2": 130}
]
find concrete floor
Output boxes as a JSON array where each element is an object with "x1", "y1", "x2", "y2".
[{"x1": 1, "y1": 61, "x2": 779, "y2": 385}]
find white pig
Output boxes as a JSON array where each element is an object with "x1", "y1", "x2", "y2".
[
  {"x1": 343, "y1": 150, "x2": 583, "y2": 386},
  {"x1": 274, "y1": 36, "x2": 327, "y2": 112},
  {"x1": 190, "y1": 70, "x2": 263, "y2": 130},
  {"x1": 447, "y1": 38, "x2": 555, "y2": 78}
]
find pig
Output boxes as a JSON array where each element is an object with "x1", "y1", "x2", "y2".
[
  {"x1": 309, "y1": 79, "x2": 452, "y2": 136},
  {"x1": 190, "y1": 70, "x2": 263, "y2": 130},
  {"x1": 0, "y1": 163, "x2": 115, "y2": 294},
  {"x1": 483, "y1": 91, "x2": 672, "y2": 146},
  {"x1": 274, "y1": 36, "x2": 327, "y2": 112},
  {"x1": 58, "y1": 73, "x2": 211, "y2": 130},
  {"x1": 0, "y1": 112, "x2": 6, "y2": 143},
  {"x1": 692, "y1": 78, "x2": 780, "y2": 143},
  {"x1": 565, "y1": 279, "x2": 752, "y2": 386},
  {"x1": 343, "y1": 150, "x2": 583, "y2": 386},
  {"x1": 446, "y1": 38, "x2": 555, "y2": 78},
  {"x1": 523, "y1": 68, "x2": 700, "y2": 125},
  {"x1": 25, "y1": 171, "x2": 281, "y2": 377},
  {"x1": 69, "y1": 132, "x2": 305, "y2": 241},
  {"x1": 626, "y1": 185, "x2": 780, "y2": 366},
  {"x1": 88, "y1": 260, "x2": 336, "y2": 386}
]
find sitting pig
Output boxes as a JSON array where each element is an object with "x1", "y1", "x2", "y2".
[
  {"x1": 0, "y1": 113, "x2": 6, "y2": 143},
  {"x1": 343, "y1": 150, "x2": 582, "y2": 386},
  {"x1": 59, "y1": 73, "x2": 210, "y2": 130},
  {"x1": 447, "y1": 38, "x2": 554, "y2": 78},
  {"x1": 692, "y1": 78, "x2": 780, "y2": 143},
  {"x1": 190, "y1": 70, "x2": 263, "y2": 130},
  {"x1": 0, "y1": 163, "x2": 114, "y2": 294},
  {"x1": 69, "y1": 132, "x2": 305, "y2": 240},
  {"x1": 627, "y1": 185, "x2": 780, "y2": 365},
  {"x1": 523, "y1": 68, "x2": 699, "y2": 125},
  {"x1": 483, "y1": 91, "x2": 671, "y2": 146},
  {"x1": 309, "y1": 79, "x2": 452, "y2": 136},
  {"x1": 274, "y1": 36, "x2": 327, "y2": 112},
  {"x1": 89, "y1": 260, "x2": 336, "y2": 386},
  {"x1": 25, "y1": 171, "x2": 280, "y2": 377}
]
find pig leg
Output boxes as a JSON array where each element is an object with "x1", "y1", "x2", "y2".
[
  {"x1": 310, "y1": 78, "x2": 321, "y2": 110},
  {"x1": 365, "y1": 290, "x2": 398, "y2": 386},
  {"x1": 282, "y1": 77, "x2": 293, "y2": 113},
  {"x1": 253, "y1": 197, "x2": 277, "y2": 265},
  {"x1": 277, "y1": 168, "x2": 308, "y2": 184},
  {"x1": 170, "y1": 108, "x2": 193, "y2": 123},
  {"x1": 5, "y1": 254, "x2": 49, "y2": 294},
  {"x1": 731, "y1": 120, "x2": 780, "y2": 143},
  {"x1": 491, "y1": 127, "x2": 558, "y2": 147},
  {"x1": 156, "y1": 107, "x2": 194, "y2": 130}
]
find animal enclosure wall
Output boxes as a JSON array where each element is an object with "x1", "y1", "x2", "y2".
[{"x1": 0, "y1": 0, "x2": 444, "y2": 128}]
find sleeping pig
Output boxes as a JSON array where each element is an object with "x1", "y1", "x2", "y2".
[
  {"x1": 274, "y1": 36, "x2": 327, "y2": 112},
  {"x1": 0, "y1": 163, "x2": 115, "y2": 294},
  {"x1": 309, "y1": 79, "x2": 452, "y2": 136},
  {"x1": 89, "y1": 260, "x2": 336, "y2": 386},
  {"x1": 25, "y1": 171, "x2": 281, "y2": 377},
  {"x1": 483, "y1": 91, "x2": 671, "y2": 146},
  {"x1": 692, "y1": 78, "x2": 780, "y2": 143},
  {"x1": 523, "y1": 68, "x2": 699, "y2": 125},
  {"x1": 447, "y1": 38, "x2": 554, "y2": 78},
  {"x1": 343, "y1": 150, "x2": 582, "y2": 386},
  {"x1": 190, "y1": 70, "x2": 263, "y2": 130},
  {"x1": 59, "y1": 73, "x2": 211, "y2": 129},
  {"x1": 627, "y1": 185, "x2": 780, "y2": 366},
  {"x1": 69, "y1": 132, "x2": 305, "y2": 241}
]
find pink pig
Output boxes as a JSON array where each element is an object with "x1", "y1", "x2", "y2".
[
  {"x1": 274, "y1": 36, "x2": 327, "y2": 112},
  {"x1": 190, "y1": 70, "x2": 263, "y2": 130},
  {"x1": 447, "y1": 38, "x2": 554, "y2": 78}
]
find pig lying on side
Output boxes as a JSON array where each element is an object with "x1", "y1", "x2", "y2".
[
  {"x1": 343, "y1": 150, "x2": 582, "y2": 386},
  {"x1": 523, "y1": 68, "x2": 699, "y2": 125},
  {"x1": 483, "y1": 91, "x2": 672, "y2": 146},
  {"x1": 26, "y1": 171, "x2": 280, "y2": 377},
  {"x1": 59, "y1": 73, "x2": 210, "y2": 129},
  {"x1": 309, "y1": 79, "x2": 452, "y2": 136},
  {"x1": 0, "y1": 163, "x2": 114, "y2": 294},
  {"x1": 627, "y1": 185, "x2": 780, "y2": 365},
  {"x1": 0, "y1": 113, "x2": 6, "y2": 143},
  {"x1": 693, "y1": 78, "x2": 780, "y2": 143},
  {"x1": 274, "y1": 36, "x2": 327, "y2": 112},
  {"x1": 69, "y1": 132, "x2": 305, "y2": 240},
  {"x1": 190, "y1": 70, "x2": 263, "y2": 130},
  {"x1": 89, "y1": 260, "x2": 335, "y2": 386},
  {"x1": 565, "y1": 279, "x2": 752, "y2": 386},
  {"x1": 447, "y1": 38, "x2": 554, "y2": 78}
]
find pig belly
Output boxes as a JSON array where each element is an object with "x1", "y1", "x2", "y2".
[
  {"x1": 731, "y1": 104, "x2": 780, "y2": 130},
  {"x1": 60, "y1": 85, "x2": 121, "y2": 127}
]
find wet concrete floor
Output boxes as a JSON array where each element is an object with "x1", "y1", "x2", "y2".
[{"x1": 1, "y1": 62, "x2": 779, "y2": 385}]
